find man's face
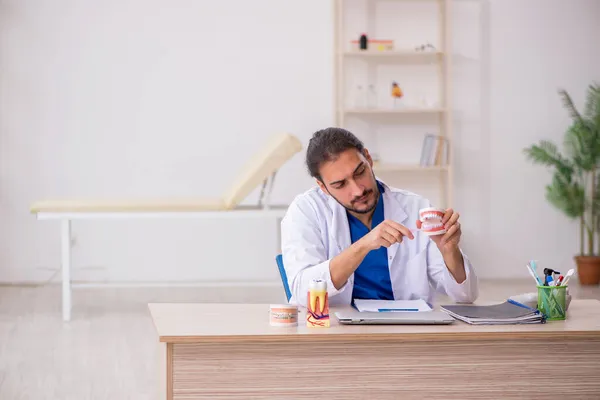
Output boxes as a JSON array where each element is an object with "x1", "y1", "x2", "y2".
[{"x1": 317, "y1": 148, "x2": 379, "y2": 214}]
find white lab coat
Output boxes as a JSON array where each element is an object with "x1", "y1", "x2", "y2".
[{"x1": 280, "y1": 179, "x2": 479, "y2": 307}]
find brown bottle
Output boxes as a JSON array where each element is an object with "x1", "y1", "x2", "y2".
[{"x1": 359, "y1": 33, "x2": 368, "y2": 50}]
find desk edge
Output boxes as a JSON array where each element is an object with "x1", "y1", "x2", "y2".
[{"x1": 158, "y1": 330, "x2": 600, "y2": 344}]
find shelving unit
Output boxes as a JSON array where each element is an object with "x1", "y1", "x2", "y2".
[
  {"x1": 333, "y1": 0, "x2": 453, "y2": 208},
  {"x1": 343, "y1": 50, "x2": 444, "y2": 60},
  {"x1": 344, "y1": 107, "x2": 446, "y2": 115}
]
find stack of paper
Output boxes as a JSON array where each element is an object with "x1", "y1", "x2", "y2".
[
  {"x1": 441, "y1": 301, "x2": 545, "y2": 325},
  {"x1": 354, "y1": 299, "x2": 432, "y2": 312}
]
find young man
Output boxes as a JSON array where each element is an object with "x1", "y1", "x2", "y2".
[{"x1": 280, "y1": 127, "x2": 478, "y2": 307}]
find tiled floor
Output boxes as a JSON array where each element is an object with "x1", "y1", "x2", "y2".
[{"x1": 1, "y1": 280, "x2": 599, "y2": 400}]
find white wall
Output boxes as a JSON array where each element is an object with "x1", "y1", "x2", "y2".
[
  {"x1": 451, "y1": 0, "x2": 600, "y2": 280},
  {"x1": 0, "y1": 0, "x2": 330, "y2": 284},
  {"x1": 1, "y1": 0, "x2": 599, "y2": 285},
  {"x1": 482, "y1": 0, "x2": 600, "y2": 278}
]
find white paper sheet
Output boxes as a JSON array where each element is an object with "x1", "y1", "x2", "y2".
[{"x1": 354, "y1": 299, "x2": 432, "y2": 312}]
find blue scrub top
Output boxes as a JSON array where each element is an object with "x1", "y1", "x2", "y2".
[{"x1": 347, "y1": 181, "x2": 394, "y2": 300}]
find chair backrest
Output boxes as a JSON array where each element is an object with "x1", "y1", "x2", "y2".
[
  {"x1": 275, "y1": 254, "x2": 292, "y2": 302},
  {"x1": 222, "y1": 133, "x2": 302, "y2": 209}
]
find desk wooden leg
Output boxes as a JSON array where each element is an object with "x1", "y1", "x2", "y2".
[
  {"x1": 61, "y1": 219, "x2": 72, "y2": 322},
  {"x1": 158, "y1": 342, "x2": 174, "y2": 400}
]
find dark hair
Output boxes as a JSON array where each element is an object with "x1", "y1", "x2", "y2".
[{"x1": 306, "y1": 127, "x2": 365, "y2": 181}]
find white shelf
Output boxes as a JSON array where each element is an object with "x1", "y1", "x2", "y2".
[
  {"x1": 343, "y1": 50, "x2": 443, "y2": 60},
  {"x1": 373, "y1": 164, "x2": 448, "y2": 172},
  {"x1": 344, "y1": 107, "x2": 444, "y2": 115}
]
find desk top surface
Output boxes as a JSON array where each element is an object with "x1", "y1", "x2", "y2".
[{"x1": 148, "y1": 300, "x2": 600, "y2": 343}]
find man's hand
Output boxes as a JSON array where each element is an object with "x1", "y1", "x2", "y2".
[
  {"x1": 359, "y1": 219, "x2": 414, "y2": 251},
  {"x1": 416, "y1": 208, "x2": 466, "y2": 283},
  {"x1": 329, "y1": 219, "x2": 413, "y2": 290},
  {"x1": 433, "y1": 208, "x2": 461, "y2": 253},
  {"x1": 416, "y1": 208, "x2": 461, "y2": 254}
]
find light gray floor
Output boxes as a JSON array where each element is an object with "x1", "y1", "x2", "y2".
[{"x1": 1, "y1": 280, "x2": 599, "y2": 400}]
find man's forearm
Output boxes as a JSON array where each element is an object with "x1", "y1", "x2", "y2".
[
  {"x1": 442, "y1": 247, "x2": 466, "y2": 283},
  {"x1": 329, "y1": 240, "x2": 371, "y2": 290}
]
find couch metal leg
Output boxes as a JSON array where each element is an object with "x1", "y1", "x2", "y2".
[{"x1": 61, "y1": 219, "x2": 72, "y2": 322}]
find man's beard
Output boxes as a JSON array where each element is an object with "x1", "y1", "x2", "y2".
[{"x1": 329, "y1": 186, "x2": 379, "y2": 214}]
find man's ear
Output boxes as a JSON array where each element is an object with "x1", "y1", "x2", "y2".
[
  {"x1": 316, "y1": 179, "x2": 329, "y2": 196},
  {"x1": 362, "y1": 148, "x2": 374, "y2": 167}
]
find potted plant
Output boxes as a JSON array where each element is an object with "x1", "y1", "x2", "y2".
[{"x1": 523, "y1": 82, "x2": 600, "y2": 285}]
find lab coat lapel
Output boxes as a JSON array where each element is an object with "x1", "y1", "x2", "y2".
[
  {"x1": 381, "y1": 181, "x2": 408, "y2": 263},
  {"x1": 328, "y1": 195, "x2": 351, "y2": 252}
]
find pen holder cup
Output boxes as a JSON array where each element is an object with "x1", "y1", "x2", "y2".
[{"x1": 536, "y1": 285, "x2": 567, "y2": 321}]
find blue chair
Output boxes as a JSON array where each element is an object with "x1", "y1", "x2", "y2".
[{"x1": 275, "y1": 254, "x2": 292, "y2": 302}]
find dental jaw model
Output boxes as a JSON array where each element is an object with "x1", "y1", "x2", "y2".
[
  {"x1": 419, "y1": 207, "x2": 446, "y2": 236},
  {"x1": 307, "y1": 279, "x2": 330, "y2": 328}
]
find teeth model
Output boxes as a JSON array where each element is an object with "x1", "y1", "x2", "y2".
[
  {"x1": 418, "y1": 207, "x2": 447, "y2": 236},
  {"x1": 307, "y1": 279, "x2": 330, "y2": 328}
]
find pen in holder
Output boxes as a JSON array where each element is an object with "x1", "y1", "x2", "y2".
[{"x1": 536, "y1": 285, "x2": 567, "y2": 321}]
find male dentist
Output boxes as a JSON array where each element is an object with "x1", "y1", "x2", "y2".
[{"x1": 280, "y1": 127, "x2": 478, "y2": 307}]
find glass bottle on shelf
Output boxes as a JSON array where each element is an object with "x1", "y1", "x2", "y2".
[
  {"x1": 353, "y1": 85, "x2": 365, "y2": 109},
  {"x1": 367, "y1": 84, "x2": 377, "y2": 109}
]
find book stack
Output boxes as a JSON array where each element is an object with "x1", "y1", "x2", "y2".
[
  {"x1": 440, "y1": 300, "x2": 546, "y2": 325},
  {"x1": 419, "y1": 134, "x2": 449, "y2": 167}
]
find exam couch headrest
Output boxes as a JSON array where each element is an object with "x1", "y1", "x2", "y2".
[{"x1": 222, "y1": 132, "x2": 303, "y2": 209}]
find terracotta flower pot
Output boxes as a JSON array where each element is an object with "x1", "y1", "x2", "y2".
[{"x1": 574, "y1": 255, "x2": 600, "y2": 285}]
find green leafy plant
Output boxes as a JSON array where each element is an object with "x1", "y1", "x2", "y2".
[{"x1": 523, "y1": 83, "x2": 600, "y2": 256}]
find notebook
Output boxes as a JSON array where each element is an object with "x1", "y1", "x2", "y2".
[{"x1": 440, "y1": 300, "x2": 546, "y2": 325}]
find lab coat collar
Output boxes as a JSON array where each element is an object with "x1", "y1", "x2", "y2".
[
  {"x1": 378, "y1": 178, "x2": 409, "y2": 262},
  {"x1": 378, "y1": 179, "x2": 409, "y2": 224},
  {"x1": 328, "y1": 192, "x2": 351, "y2": 252},
  {"x1": 326, "y1": 178, "x2": 409, "y2": 254}
]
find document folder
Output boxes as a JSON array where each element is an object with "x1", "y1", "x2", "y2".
[{"x1": 441, "y1": 300, "x2": 546, "y2": 325}]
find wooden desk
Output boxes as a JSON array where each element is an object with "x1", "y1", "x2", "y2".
[{"x1": 149, "y1": 300, "x2": 600, "y2": 399}]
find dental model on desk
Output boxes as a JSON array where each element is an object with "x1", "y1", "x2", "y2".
[
  {"x1": 307, "y1": 279, "x2": 330, "y2": 328},
  {"x1": 418, "y1": 207, "x2": 447, "y2": 235}
]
